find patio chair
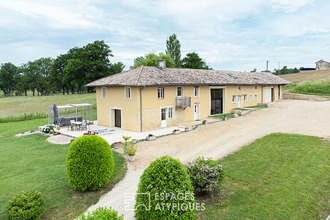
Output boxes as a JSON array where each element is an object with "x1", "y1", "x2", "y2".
[
  {"x1": 80, "y1": 121, "x2": 87, "y2": 131},
  {"x1": 69, "y1": 120, "x2": 75, "y2": 131},
  {"x1": 84, "y1": 120, "x2": 91, "y2": 130}
]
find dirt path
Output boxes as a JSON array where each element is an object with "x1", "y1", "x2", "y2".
[{"x1": 87, "y1": 100, "x2": 330, "y2": 219}]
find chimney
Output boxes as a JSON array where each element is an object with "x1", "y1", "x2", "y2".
[{"x1": 158, "y1": 59, "x2": 166, "y2": 70}]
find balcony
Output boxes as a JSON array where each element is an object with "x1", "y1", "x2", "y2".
[{"x1": 176, "y1": 97, "x2": 191, "y2": 109}]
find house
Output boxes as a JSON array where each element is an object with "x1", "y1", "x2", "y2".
[
  {"x1": 316, "y1": 60, "x2": 330, "y2": 70},
  {"x1": 86, "y1": 60, "x2": 291, "y2": 132}
]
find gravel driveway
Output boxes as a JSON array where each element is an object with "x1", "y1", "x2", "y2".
[{"x1": 86, "y1": 100, "x2": 330, "y2": 219}]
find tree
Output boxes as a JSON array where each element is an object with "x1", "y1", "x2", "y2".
[
  {"x1": 250, "y1": 68, "x2": 257, "y2": 72},
  {"x1": 165, "y1": 33, "x2": 181, "y2": 66},
  {"x1": 109, "y1": 62, "x2": 125, "y2": 74},
  {"x1": 181, "y1": 52, "x2": 212, "y2": 69},
  {"x1": 0, "y1": 62, "x2": 17, "y2": 96},
  {"x1": 131, "y1": 52, "x2": 177, "y2": 68}
]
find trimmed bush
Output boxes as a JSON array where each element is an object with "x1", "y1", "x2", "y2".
[
  {"x1": 135, "y1": 156, "x2": 195, "y2": 219},
  {"x1": 185, "y1": 157, "x2": 224, "y2": 193},
  {"x1": 66, "y1": 135, "x2": 114, "y2": 191},
  {"x1": 77, "y1": 207, "x2": 123, "y2": 220},
  {"x1": 7, "y1": 190, "x2": 44, "y2": 220}
]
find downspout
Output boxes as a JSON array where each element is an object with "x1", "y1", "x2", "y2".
[{"x1": 140, "y1": 86, "x2": 146, "y2": 132}]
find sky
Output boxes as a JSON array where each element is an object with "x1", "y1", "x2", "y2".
[{"x1": 0, "y1": 0, "x2": 330, "y2": 72}]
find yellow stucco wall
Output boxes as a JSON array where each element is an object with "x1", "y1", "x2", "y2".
[
  {"x1": 96, "y1": 86, "x2": 139, "y2": 131},
  {"x1": 96, "y1": 84, "x2": 283, "y2": 132}
]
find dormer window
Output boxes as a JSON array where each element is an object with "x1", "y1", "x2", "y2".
[{"x1": 238, "y1": 85, "x2": 242, "y2": 91}]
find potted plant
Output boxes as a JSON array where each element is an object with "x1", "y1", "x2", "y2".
[
  {"x1": 222, "y1": 115, "x2": 228, "y2": 121},
  {"x1": 172, "y1": 129, "x2": 181, "y2": 135},
  {"x1": 147, "y1": 134, "x2": 156, "y2": 141},
  {"x1": 127, "y1": 145, "x2": 137, "y2": 162},
  {"x1": 111, "y1": 141, "x2": 123, "y2": 149},
  {"x1": 184, "y1": 127, "x2": 189, "y2": 132}
]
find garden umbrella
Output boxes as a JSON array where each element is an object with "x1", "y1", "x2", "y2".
[{"x1": 53, "y1": 104, "x2": 60, "y2": 126}]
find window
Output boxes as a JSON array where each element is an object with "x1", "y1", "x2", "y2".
[
  {"x1": 232, "y1": 95, "x2": 236, "y2": 103},
  {"x1": 125, "y1": 87, "x2": 131, "y2": 99},
  {"x1": 168, "y1": 107, "x2": 174, "y2": 119},
  {"x1": 254, "y1": 85, "x2": 258, "y2": 89},
  {"x1": 158, "y1": 88, "x2": 164, "y2": 99},
  {"x1": 177, "y1": 87, "x2": 182, "y2": 97},
  {"x1": 194, "y1": 86, "x2": 199, "y2": 97},
  {"x1": 250, "y1": 93, "x2": 252, "y2": 100},
  {"x1": 102, "y1": 87, "x2": 107, "y2": 98},
  {"x1": 238, "y1": 85, "x2": 242, "y2": 91},
  {"x1": 254, "y1": 93, "x2": 258, "y2": 101},
  {"x1": 243, "y1": 95, "x2": 247, "y2": 102}
]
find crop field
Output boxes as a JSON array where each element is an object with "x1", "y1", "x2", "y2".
[{"x1": 278, "y1": 69, "x2": 330, "y2": 83}]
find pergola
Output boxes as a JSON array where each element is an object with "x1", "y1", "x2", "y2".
[{"x1": 48, "y1": 103, "x2": 93, "y2": 126}]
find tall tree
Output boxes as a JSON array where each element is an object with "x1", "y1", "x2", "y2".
[
  {"x1": 131, "y1": 53, "x2": 177, "y2": 68},
  {"x1": 109, "y1": 62, "x2": 125, "y2": 74},
  {"x1": 181, "y1": 52, "x2": 212, "y2": 69},
  {"x1": 165, "y1": 34, "x2": 181, "y2": 66},
  {"x1": 0, "y1": 62, "x2": 17, "y2": 96}
]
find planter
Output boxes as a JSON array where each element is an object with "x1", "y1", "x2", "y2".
[
  {"x1": 173, "y1": 130, "x2": 181, "y2": 135},
  {"x1": 111, "y1": 142, "x2": 123, "y2": 149},
  {"x1": 147, "y1": 136, "x2": 156, "y2": 141},
  {"x1": 222, "y1": 117, "x2": 228, "y2": 121},
  {"x1": 185, "y1": 127, "x2": 189, "y2": 132},
  {"x1": 128, "y1": 156, "x2": 135, "y2": 162}
]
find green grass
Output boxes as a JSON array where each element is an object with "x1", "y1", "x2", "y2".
[
  {"x1": 288, "y1": 79, "x2": 330, "y2": 97},
  {"x1": 211, "y1": 113, "x2": 234, "y2": 119},
  {"x1": 196, "y1": 133, "x2": 329, "y2": 220},
  {"x1": 0, "y1": 118, "x2": 126, "y2": 220},
  {"x1": 0, "y1": 93, "x2": 97, "y2": 122},
  {"x1": 245, "y1": 105, "x2": 268, "y2": 109},
  {"x1": 233, "y1": 108, "x2": 250, "y2": 111}
]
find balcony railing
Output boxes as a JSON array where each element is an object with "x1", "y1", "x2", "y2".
[{"x1": 176, "y1": 96, "x2": 191, "y2": 108}]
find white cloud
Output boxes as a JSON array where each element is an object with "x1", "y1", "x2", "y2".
[
  {"x1": 0, "y1": 0, "x2": 330, "y2": 72},
  {"x1": 270, "y1": 0, "x2": 315, "y2": 12}
]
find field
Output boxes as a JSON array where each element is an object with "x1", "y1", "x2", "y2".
[
  {"x1": 196, "y1": 133, "x2": 330, "y2": 220},
  {"x1": 0, "y1": 93, "x2": 97, "y2": 122},
  {"x1": 0, "y1": 118, "x2": 127, "y2": 220},
  {"x1": 278, "y1": 69, "x2": 330, "y2": 83}
]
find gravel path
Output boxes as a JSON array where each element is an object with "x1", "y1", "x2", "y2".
[{"x1": 86, "y1": 100, "x2": 330, "y2": 219}]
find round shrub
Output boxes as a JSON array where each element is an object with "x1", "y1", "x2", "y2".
[
  {"x1": 77, "y1": 206, "x2": 123, "y2": 220},
  {"x1": 66, "y1": 135, "x2": 114, "y2": 191},
  {"x1": 185, "y1": 157, "x2": 224, "y2": 193},
  {"x1": 135, "y1": 156, "x2": 195, "y2": 220},
  {"x1": 7, "y1": 190, "x2": 44, "y2": 220}
]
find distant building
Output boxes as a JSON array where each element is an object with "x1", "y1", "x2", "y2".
[
  {"x1": 299, "y1": 67, "x2": 316, "y2": 73},
  {"x1": 316, "y1": 60, "x2": 330, "y2": 70}
]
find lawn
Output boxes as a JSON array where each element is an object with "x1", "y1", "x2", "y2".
[
  {"x1": 196, "y1": 133, "x2": 329, "y2": 220},
  {"x1": 0, "y1": 118, "x2": 127, "y2": 219},
  {"x1": 284, "y1": 79, "x2": 330, "y2": 98},
  {"x1": 0, "y1": 93, "x2": 97, "y2": 121},
  {"x1": 211, "y1": 113, "x2": 234, "y2": 119}
]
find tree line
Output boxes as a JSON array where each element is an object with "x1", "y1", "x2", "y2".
[
  {"x1": 0, "y1": 40, "x2": 124, "y2": 97},
  {"x1": 131, "y1": 34, "x2": 212, "y2": 70},
  {"x1": 250, "y1": 66, "x2": 300, "y2": 75},
  {"x1": 0, "y1": 35, "x2": 214, "y2": 97}
]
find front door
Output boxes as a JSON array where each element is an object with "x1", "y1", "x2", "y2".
[
  {"x1": 161, "y1": 108, "x2": 167, "y2": 128},
  {"x1": 194, "y1": 103, "x2": 199, "y2": 120},
  {"x1": 210, "y1": 88, "x2": 223, "y2": 115},
  {"x1": 237, "y1": 96, "x2": 242, "y2": 108},
  {"x1": 115, "y1": 109, "x2": 121, "y2": 128}
]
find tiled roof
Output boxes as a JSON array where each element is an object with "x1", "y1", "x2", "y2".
[{"x1": 86, "y1": 66, "x2": 291, "y2": 87}]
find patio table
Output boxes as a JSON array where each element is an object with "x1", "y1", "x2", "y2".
[{"x1": 72, "y1": 121, "x2": 82, "y2": 131}]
